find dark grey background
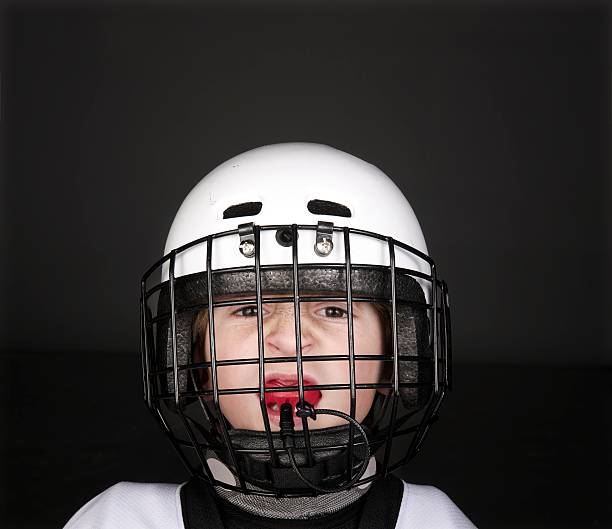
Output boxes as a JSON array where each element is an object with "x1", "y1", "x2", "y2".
[{"x1": 1, "y1": 2, "x2": 611, "y2": 528}]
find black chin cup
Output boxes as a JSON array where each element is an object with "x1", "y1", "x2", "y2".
[{"x1": 219, "y1": 422, "x2": 370, "y2": 492}]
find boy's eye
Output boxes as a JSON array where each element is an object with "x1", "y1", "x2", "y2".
[
  {"x1": 321, "y1": 306, "x2": 347, "y2": 319},
  {"x1": 232, "y1": 305, "x2": 259, "y2": 317}
]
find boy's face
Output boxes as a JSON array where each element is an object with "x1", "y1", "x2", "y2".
[{"x1": 198, "y1": 297, "x2": 386, "y2": 431}]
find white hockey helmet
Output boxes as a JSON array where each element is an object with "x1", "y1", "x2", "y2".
[
  {"x1": 141, "y1": 142, "x2": 450, "y2": 496},
  {"x1": 162, "y1": 142, "x2": 429, "y2": 291}
]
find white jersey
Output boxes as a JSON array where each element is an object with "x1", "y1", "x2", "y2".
[{"x1": 63, "y1": 480, "x2": 477, "y2": 529}]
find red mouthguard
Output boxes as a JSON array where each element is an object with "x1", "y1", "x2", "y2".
[{"x1": 264, "y1": 377, "x2": 322, "y2": 411}]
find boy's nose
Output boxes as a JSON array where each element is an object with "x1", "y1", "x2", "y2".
[{"x1": 264, "y1": 308, "x2": 312, "y2": 357}]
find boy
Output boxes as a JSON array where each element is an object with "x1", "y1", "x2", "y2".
[{"x1": 64, "y1": 142, "x2": 476, "y2": 528}]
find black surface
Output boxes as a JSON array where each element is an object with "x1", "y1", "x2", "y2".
[
  {"x1": 1, "y1": 5, "x2": 610, "y2": 529},
  {"x1": 1, "y1": 355, "x2": 610, "y2": 528},
  {"x1": 1, "y1": 5, "x2": 610, "y2": 365}
]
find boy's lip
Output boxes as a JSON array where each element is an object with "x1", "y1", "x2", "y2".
[{"x1": 262, "y1": 373, "x2": 322, "y2": 421}]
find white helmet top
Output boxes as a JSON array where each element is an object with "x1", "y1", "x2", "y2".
[{"x1": 163, "y1": 142, "x2": 430, "y2": 284}]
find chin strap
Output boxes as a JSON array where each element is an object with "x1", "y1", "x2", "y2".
[{"x1": 280, "y1": 402, "x2": 371, "y2": 493}]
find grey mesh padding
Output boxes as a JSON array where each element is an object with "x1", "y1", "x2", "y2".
[
  {"x1": 154, "y1": 265, "x2": 431, "y2": 409},
  {"x1": 162, "y1": 266, "x2": 425, "y2": 308},
  {"x1": 215, "y1": 484, "x2": 367, "y2": 520},
  {"x1": 208, "y1": 452, "x2": 376, "y2": 519},
  {"x1": 215, "y1": 469, "x2": 369, "y2": 520}
]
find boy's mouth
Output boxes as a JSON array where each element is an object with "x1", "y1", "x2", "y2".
[{"x1": 263, "y1": 374, "x2": 322, "y2": 419}]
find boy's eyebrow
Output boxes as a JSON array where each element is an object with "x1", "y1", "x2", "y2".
[{"x1": 223, "y1": 201, "x2": 263, "y2": 219}]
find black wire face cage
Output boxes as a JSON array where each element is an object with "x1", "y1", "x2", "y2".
[{"x1": 141, "y1": 223, "x2": 451, "y2": 497}]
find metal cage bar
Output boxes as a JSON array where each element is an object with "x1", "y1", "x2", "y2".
[
  {"x1": 155, "y1": 380, "x2": 427, "y2": 400},
  {"x1": 403, "y1": 267, "x2": 445, "y2": 462},
  {"x1": 142, "y1": 275, "x2": 202, "y2": 478},
  {"x1": 150, "y1": 406, "x2": 198, "y2": 475},
  {"x1": 381, "y1": 237, "x2": 400, "y2": 476},
  {"x1": 431, "y1": 263, "x2": 439, "y2": 394},
  {"x1": 147, "y1": 293, "x2": 432, "y2": 326},
  {"x1": 412, "y1": 279, "x2": 450, "y2": 455},
  {"x1": 205, "y1": 236, "x2": 247, "y2": 491},
  {"x1": 168, "y1": 253, "x2": 180, "y2": 406},
  {"x1": 291, "y1": 223, "x2": 314, "y2": 466},
  {"x1": 149, "y1": 353, "x2": 416, "y2": 377},
  {"x1": 140, "y1": 280, "x2": 151, "y2": 407},
  {"x1": 343, "y1": 227, "x2": 357, "y2": 482},
  {"x1": 140, "y1": 224, "x2": 435, "y2": 285},
  {"x1": 169, "y1": 251, "x2": 217, "y2": 486},
  {"x1": 254, "y1": 225, "x2": 279, "y2": 470},
  {"x1": 441, "y1": 280, "x2": 453, "y2": 391}
]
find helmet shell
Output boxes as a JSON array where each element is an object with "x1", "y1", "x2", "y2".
[{"x1": 163, "y1": 143, "x2": 430, "y2": 283}]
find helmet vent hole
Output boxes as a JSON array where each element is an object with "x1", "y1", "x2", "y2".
[
  {"x1": 223, "y1": 202, "x2": 263, "y2": 219},
  {"x1": 307, "y1": 199, "x2": 351, "y2": 218},
  {"x1": 275, "y1": 228, "x2": 297, "y2": 247}
]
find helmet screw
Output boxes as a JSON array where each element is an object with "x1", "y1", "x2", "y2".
[
  {"x1": 314, "y1": 237, "x2": 333, "y2": 257},
  {"x1": 275, "y1": 228, "x2": 296, "y2": 247},
  {"x1": 239, "y1": 239, "x2": 256, "y2": 258}
]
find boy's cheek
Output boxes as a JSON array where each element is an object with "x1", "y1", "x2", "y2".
[
  {"x1": 216, "y1": 366, "x2": 251, "y2": 390},
  {"x1": 354, "y1": 362, "x2": 384, "y2": 384}
]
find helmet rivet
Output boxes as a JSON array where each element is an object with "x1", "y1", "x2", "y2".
[
  {"x1": 314, "y1": 237, "x2": 333, "y2": 257},
  {"x1": 275, "y1": 228, "x2": 296, "y2": 247},
  {"x1": 239, "y1": 239, "x2": 256, "y2": 258}
]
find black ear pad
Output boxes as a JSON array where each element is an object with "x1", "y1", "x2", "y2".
[
  {"x1": 396, "y1": 305, "x2": 432, "y2": 409},
  {"x1": 154, "y1": 311, "x2": 194, "y2": 396}
]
